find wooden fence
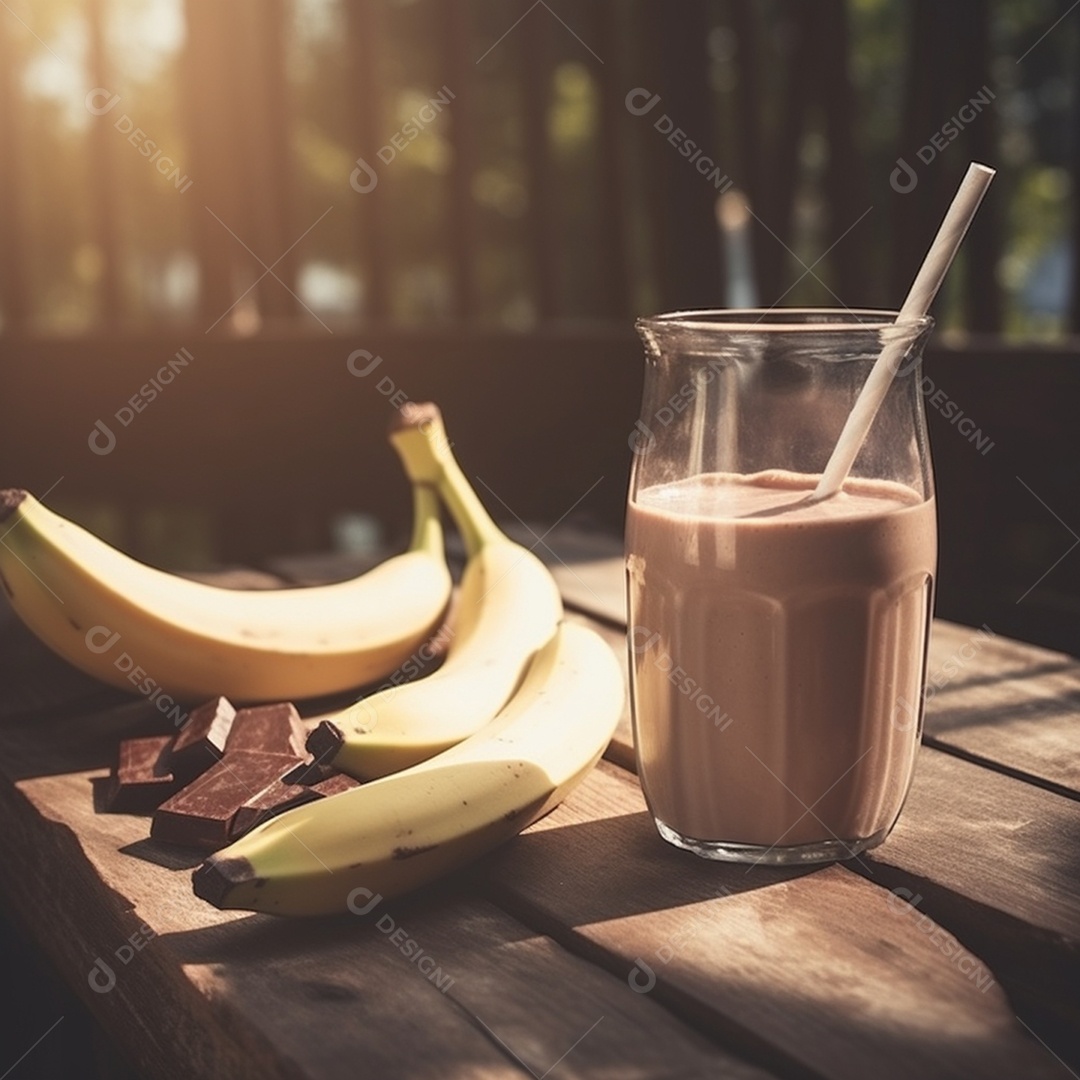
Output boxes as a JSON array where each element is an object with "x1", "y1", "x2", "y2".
[
  {"x1": 0, "y1": 0, "x2": 1076, "y2": 329},
  {"x1": 0, "y1": 1, "x2": 1077, "y2": 652}
]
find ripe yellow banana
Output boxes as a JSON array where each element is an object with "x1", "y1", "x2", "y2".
[
  {"x1": 193, "y1": 621, "x2": 623, "y2": 916},
  {"x1": 0, "y1": 483, "x2": 451, "y2": 702},
  {"x1": 307, "y1": 403, "x2": 563, "y2": 779}
]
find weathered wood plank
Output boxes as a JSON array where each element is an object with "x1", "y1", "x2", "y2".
[
  {"x1": 243, "y1": 0, "x2": 299, "y2": 321},
  {"x1": 754, "y1": 2, "x2": 814, "y2": 306},
  {"x1": 953, "y1": 0, "x2": 1001, "y2": 332},
  {"x1": 395, "y1": 900, "x2": 772, "y2": 1080},
  {"x1": 0, "y1": 714, "x2": 773, "y2": 1079},
  {"x1": 0, "y1": 762, "x2": 523, "y2": 1079},
  {"x1": 484, "y1": 762, "x2": 1062, "y2": 1080},
  {"x1": 181, "y1": 2, "x2": 243, "y2": 326},
  {"x1": 549, "y1": 553, "x2": 624, "y2": 625},
  {"x1": 543, "y1": 553, "x2": 1080, "y2": 800},
  {"x1": 818, "y1": 0, "x2": 865, "y2": 304},
  {"x1": 1073, "y1": 1, "x2": 1080, "y2": 334},
  {"x1": 593, "y1": 0, "x2": 632, "y2": 321},
  {"x1": 919, "y1": 620, "x2": 1080, "y2": 799},
  {"x1": 874, "y1": 747, "x2": 1080, "y2": 942},
  {"x1": 1, "y1": 555, "x2": 1078, "y2": 1076},
  {"x1": 588, "y1": 575, "x2": 1080, "y2": 1065},
  {"x1": 642, "y1": 0, "x2": 724, "y2": 310},
  {"x1": 861, "y1": 749, "x2": 1080, "y2": 1068},
  {"x1": 891, "y1": 0, "x2": 947, "y2": 304}
]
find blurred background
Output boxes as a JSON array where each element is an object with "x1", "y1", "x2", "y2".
[
  {"x1": 0, "y1": 4, "x2": 1078, "y2": 1075},
  {"x1": 0, "y1": 0, "x2": 1077, "y2": 653}
]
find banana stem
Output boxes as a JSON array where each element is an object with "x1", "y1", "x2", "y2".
[
  {"x1": 433, "y1": 447, "x2": 504, "y2": 557},
  {"x1": 390, "y1": 406, "x2": 505, "y2": 558},
  {"x1": 408, "y1": 483, "x2": 444, "y2": 557}
]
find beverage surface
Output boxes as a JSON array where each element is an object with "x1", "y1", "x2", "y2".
[
  {"x1": 635, "y1": 469, "x2": 923, "y2": 521},
  {"x1": 626, "y1": 470, "x2": 936, "y2": 851}
]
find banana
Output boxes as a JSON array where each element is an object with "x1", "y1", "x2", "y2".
[
  {"x1": 306, "y1": 403, "x2": 563, "y2": 780},
  {"x1": 0, "y1": 483, "x2": 451, "y2": 702},
  {"x1": 193, "y1": 621, "x2": 623, "y2": 916}
]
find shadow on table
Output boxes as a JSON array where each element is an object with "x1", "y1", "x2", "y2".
[
  {"x1": 484, "y1": 804, "x2": 822, "y2": 926},
  {"x1": 153, "y1": 803, "x2": 810, "y2": 969},
  {"x1": 927, "y1": 681, "x2": 1080, "y2": 734},
  {"x1": 150, "y1": 802, "x2": 1080, "y2": 1078},
  {"x1": 156, "y1": 876, "x2": 476, "y2": 966}
]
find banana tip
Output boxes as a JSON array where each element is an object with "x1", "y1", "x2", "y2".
[
  {"x1": 192, "y1": 855, "x2": 261, "y2": 908},
  {"x1": 0, "y1": 490, "x2": 26, "y2": 522},
  {"x1": 388, "y1": 401, "x2": 442, "y2": 435}
]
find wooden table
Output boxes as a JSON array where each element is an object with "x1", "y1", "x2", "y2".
[{"x1": 1, "y1": 545, "x2": 1078, "y2": 1080}]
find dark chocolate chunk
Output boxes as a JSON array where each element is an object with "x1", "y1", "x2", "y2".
[
  {"x1": 226, "y1": 703, "x2": 307, "y2": 757},
  {"x1": 104, "y1": 735, "x2": 180, "y2": 814},
  {"x1": 281, "y1": 757, "x2": 339, "y2": 786},
  {"x1": 168, "y1": 696, "x2": 236, "y2": 783},
  {"x1": 228, "y1": 778, "x2": 323, "y2": 840},
  {"x1": 305, "y1": 721, "x2": 345, "y2": 765},
  {"x1": 151, "y1": 750, "x2": 303, "y2": 851},
  {"x1": 228, "y1": 766, "x2": 361, "y2": 840},
  {"x1": 308, "y1": 773, "x2": 361, "y2": 798}
]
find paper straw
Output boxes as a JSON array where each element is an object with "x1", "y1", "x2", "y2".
[{"x1": 813, "y1": 162, "x2": 996, "y2": 500}]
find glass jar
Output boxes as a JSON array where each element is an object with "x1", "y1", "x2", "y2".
[{"x1": 626, "y1": 309, "x2": 937, "y2": 864}]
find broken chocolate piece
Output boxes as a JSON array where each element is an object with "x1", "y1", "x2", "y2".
[
  {"x1": 305, "y1": 721, "x2": 345, "y2": 765},
  {"x1": 281, "y1": 757, "x2": 339, "y2": 786},
  {"x1": 308, "y1": 773, "x2": 361, "y2": 798},
  {"x1": 104, "y1": 735, "x2": 180, "y2": 813},
  {"x1": 228, "y1": 765, "x2": 361, "y2": 840},
  {"x1": 228, "y1": 778, "x2": 324, "y2": 840},
  {"x1": 225, "y1": 703, "x2": 307, "y2": 757},
  {"x1": 151, "y1": 750, "x2": 304, "y2": 850},
  {"x1": 168, "y1": 696, "x2": 236, "y2": 783}
]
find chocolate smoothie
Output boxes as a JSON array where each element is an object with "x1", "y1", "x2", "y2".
[{"x1": 626, "y1": 469, "x2": 936, "y2": 858}]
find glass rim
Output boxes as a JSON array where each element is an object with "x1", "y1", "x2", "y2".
[{"x1": 636, "y1": 308, "x2": 935, "y2": 334}]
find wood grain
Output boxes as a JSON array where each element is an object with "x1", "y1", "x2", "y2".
[
  {"x1": 861, "y1": 749, "x2": 1080, "y2": 1066},
  {"x1": 551, "y1": 554, "x2": 625, "y2": 627},
  {"x1": 0, "y1": 722, "x2": 774, "y2": 1080},
  {"x1": 2, "y1": 556, "x2": 1078, "y2": 1077},
  {"x1": 579, "y1": 562, "x2": 1080, "y2": 1071},
  {"x1": 873, "y1": 748, "x2": 1080, "y2": 934},
  {"x1": 919, "y1": 621, "x2": 1080, "y2": 799},
  {"x1": 550, "y1": 554, "x2": 1080, "y2": 800},
  {"x1": 483, "y1": 763, "x2": 1063, "y2": 1080}
]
